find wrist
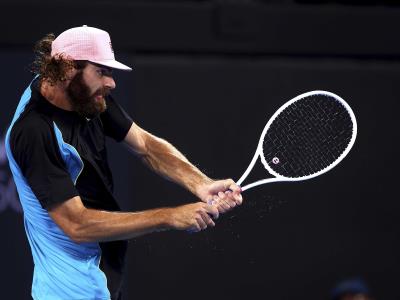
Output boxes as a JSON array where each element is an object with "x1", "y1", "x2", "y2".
[
  {"x1": 156, "y1": 207, "x2": 175, "y2": 230},
  {"x1": 194, "y1": 177, "x2": 214, "y2": 201}
]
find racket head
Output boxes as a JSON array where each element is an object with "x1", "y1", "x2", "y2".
[{"x1": 257, "y1": 90, "x2": 357, "y2": 181}]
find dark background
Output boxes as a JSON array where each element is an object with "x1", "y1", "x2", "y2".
[{"x1": 0, "y1": 1, "x2": 399, "y2": 299}]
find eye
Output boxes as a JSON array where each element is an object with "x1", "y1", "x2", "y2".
[{"x1": 97, "y1": 68, "x2": 113, "y2": 77}]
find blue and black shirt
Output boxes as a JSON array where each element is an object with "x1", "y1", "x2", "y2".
[{"x1": 5, "y1": 77, "x2": 133, "y2": 300}]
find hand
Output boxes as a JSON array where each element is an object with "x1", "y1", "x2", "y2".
[
  {"x1": 168, "y1": 202, "x2": 219, "y2": 233},
  {"x1": 196, "y1": 179, "x2": 243, "y2": 214}
]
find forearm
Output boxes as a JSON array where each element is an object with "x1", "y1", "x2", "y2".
[
  {"x1": 50, "y1": 196, "x2": 219, "y2": 243},
  {"x1": 141, "y1": 133, "x2": 212, "y2": 196},
  {"x1": 72, "y1": 207, "x2": 172, "y2": 243}
]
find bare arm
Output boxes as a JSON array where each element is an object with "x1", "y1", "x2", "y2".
[
  {"x1": 48, "y1": 195, "x2": 219, "y2": 243},
  {"x1": 123, "y1": 122, "x2": 212, "y2": 198}
]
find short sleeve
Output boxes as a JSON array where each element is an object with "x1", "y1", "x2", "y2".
[
  {"x1": 100, "y1": 95, "x2": 133, "y2": 142},
  {"x1": 10, "y1": 117, "x2": 79, "y2": 209}
]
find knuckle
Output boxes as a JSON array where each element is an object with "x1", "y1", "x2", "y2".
[{"x1": 193, "y1": 221, "x2": 200, "y2": 230}]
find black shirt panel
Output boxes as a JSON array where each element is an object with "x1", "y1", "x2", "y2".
[
  {"x1": 100, "y1": 95, "x2": 133, "y2": 142},
  {"x1": 99, "y1": 240, "x2": 128, "y2": 300},
  {"x1": 10, "y1": 97, "x2": 79, "y2": 209},
  {"x1": 77, "y1": 159, "x2": 121, "y2": 211}
]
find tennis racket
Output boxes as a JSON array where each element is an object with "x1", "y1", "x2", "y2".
[{"x1": 237, "y1": 90, "x2": 357, "y2": 192}]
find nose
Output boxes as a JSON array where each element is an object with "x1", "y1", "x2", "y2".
[{"x1": 104, "y1": 76, "x2": 116, "y2": 90}]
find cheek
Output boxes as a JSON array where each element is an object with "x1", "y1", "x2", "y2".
[
  {"x1": 82, "y1": 73, "x2": 100, "y2": 94},
  {"x1": 90, "y1": 85, "x2": 99, "y2": 95},
  {"x1": 86, "y1": 83, "x2": 100, "y2": 96}
]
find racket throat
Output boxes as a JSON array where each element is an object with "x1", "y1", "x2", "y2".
[{"x1": 237, "y1": 151, "x2": 284, "y2": 192}]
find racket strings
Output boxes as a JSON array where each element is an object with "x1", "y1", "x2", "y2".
[{"x1": 262, "y1": 95, "x2": 354, "y2": 178}]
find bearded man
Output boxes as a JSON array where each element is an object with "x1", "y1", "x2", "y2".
[{"x1": 5, "y1": 25, "x2": 243, "y2": 300}]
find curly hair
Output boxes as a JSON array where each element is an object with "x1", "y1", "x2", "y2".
[{"x1": 31, "y1": 33, "x2": 86, "y2": 85}]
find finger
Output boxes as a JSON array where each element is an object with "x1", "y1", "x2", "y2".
[
  {"x1": 218, "y1": 192, "x2": 236, "y2": 209},
  {"x1": 220, "y1": 179, "x2": 243, "y2": 204},
  {"x1": 228, "y1": 182, "x2": 241, "y2": 193},
  {"x1": 220, "y1": 200, "x2": 231, "y2": 211},
  {"x1": 227, "y1": 184, "x2": 243, "y2": 205},
  {"x1": 214, "y1": 202, "x2": 227, "y2": 214},
  {"x1": 225, "y1": 190, "x2": 242, "y2": 206},
  {"x1": 215, "y1": 201, "x2": 230, "y2": 214},
  {"x1": 214, "y1": 195, "x2": 230, "y2": 211},
  {"x1": 203, "y1": 202, "x2": 220, "y2": 219},
  {"x1": 220, "y1": 191, "x2": 236, "y2": 208},
  {"x1": 221, "y1": 179, "x2": 236, "y2": 191},
  {"x1": 235, "y1": 194, "x2": 243, "y2": 205},
  {"x1": 199, "y1": 210, "x2": 215, "y2": 227},
  {"x1": 195, "y1": 216, "x2": 208, "y2": 230}
]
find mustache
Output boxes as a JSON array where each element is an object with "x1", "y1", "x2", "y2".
[{"x1": 93, "y1": 87, "x2": 111, "y2": 98}]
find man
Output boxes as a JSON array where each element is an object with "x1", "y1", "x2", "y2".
[{"x1": 5, "y1": 25, "x2": 243, "y2": 300}]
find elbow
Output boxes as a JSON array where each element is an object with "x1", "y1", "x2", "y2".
[
  {"x1": 65, "y1": 224, "x2": 92, "y2": 244},
  {"x1": 48, "y1": 197, "x2": 96, "y2": 243},
  {"x1": 60, "y1": 214, "x2": 94, "y2": 244},
  {"x1": 68, "y1": 230, "x2": 92, "y2": 244}
]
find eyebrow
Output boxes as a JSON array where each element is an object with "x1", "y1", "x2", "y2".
[
  {"x1": 97, "y1": 66, "x2": 113, "y2": 76},
  {"x1": 101, "y1": 67, "x2": 113, "y2": 74},
  {"x1": 91, "y1": 62, "x2": 113, "y2": 73}
]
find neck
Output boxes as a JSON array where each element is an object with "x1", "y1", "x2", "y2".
[{"x1": 40, "y1": 80, "x2": 74, "y2": 111}]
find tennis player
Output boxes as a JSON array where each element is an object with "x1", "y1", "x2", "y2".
[{"x1": 5, "y1": 25, "x2": 243, "y2": 300}]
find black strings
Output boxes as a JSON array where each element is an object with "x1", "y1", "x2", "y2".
[{"x1": 263, "y1": 94, "x2": 354, "y2": 178}]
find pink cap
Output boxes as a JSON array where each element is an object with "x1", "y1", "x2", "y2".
[{"x1": 51, "y1": 25, "x2": 132, "y2": 71}]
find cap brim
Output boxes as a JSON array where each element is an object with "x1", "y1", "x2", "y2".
[{"x1": 89, "y1": 59, "x2": 132, "y2": 71}]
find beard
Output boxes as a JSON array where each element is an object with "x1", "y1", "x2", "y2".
[{"x1": 67, "y1": 71, "x2": 109, "y2": 119}]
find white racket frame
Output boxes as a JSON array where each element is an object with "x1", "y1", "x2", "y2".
[{"x1": 236, "y1": 90, "x2": 358, "y2": 192}]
